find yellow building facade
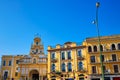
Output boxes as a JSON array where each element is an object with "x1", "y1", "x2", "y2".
[
  {"x1": 1, "y1": 34, "x2": 120, "y2": 80},
  {"x1": 47, "y1": 42, "x2": 87, "y2": 80},
  {"x1": 83, "y1": 35, "x2": 120, "y2": 80},
  {"x1": 48, "y1": 35, "x2": 120, "y2": 80},
  {"x1": 1, "y1": 37, "x2": 47, "y2": 80}
]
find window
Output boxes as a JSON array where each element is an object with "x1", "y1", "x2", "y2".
[
  {"x1": 78, "y1": 62, "x2": 83, "y2": 70},
  {"x1": 36, "y1": 42, "x2": 39, "y2": 45},
  {"x1": 90, "y1": 56, "x2": 95, "y2": 63},
  {"x1": 68, "y1": 63, "x2": 72, "y2": 72},
  {"x1": 111, "y1": 44, "x2": 116, "y2": 50},
  {"x1": 100, "y1": 45, "x2": 103, "y2": 51},
  {"x1": 15, "y1": 72, "x2": 18, "y2": 77},
  {"x1": 51, "y1": 53, "x2": 55, "y2": 59},
  {"x1": 61, "y1": 52, "x2": 65, "y2": 60},
  {"x1": 51, "y1": 64, "x2": 55, "y2": 72},
  {"x1": 3, "y1": 60, "x2": 6, "y2": 66},
  {"x1": 114, "y1": 65, "x2": 119, "y2": 73},
  {"x1": 112, "y1": 54, "x2": 117, "y2": 61},
  {"x1": 78, "y1": 50, "x2": 82, "y2": 56},
  {"x1": 92, "y1": 66, "x2": 96, "y2": 73},
  {"x1": 93, "y1": 46, "x2": 97, "y2": 52},
  {"x1": 118, "y1": 43, "x2": 120, "y2": 50},
  {"x1": 16, "y1": 60, "x2": 19, "y2": 64},
  {"x1": 8, "y1": 60, "x2": 12, "y2": 66},
  {"x1": 68, "y1": 51, "x2": 71, "y2": 59},
  {"x1": 61, "y1": 63, "x2": 66, "y2": 72},
  {"x1": 101, "y1": 55, "x2": 104, "y2": 62},
  {"x1": 88, "y1": 46, "x2": 92, "y2": 52},
  {"x1": 4, "y1": 71, "x2": 8, "y2": 80}
]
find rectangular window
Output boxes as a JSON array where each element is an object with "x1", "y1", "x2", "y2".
[
  {"x1": 4, "y1": 71, "x2": 8, "y2": 79},
  {"x1": 114, "y1": 65, "x2": 119, "y2": 73},
  {"x1": 8, "y1": 60, "x2": 12, "y2": 66},
  {"x1": 90, "y1": 56, "x2": 95, "y2": 63},
  {"x1": 78, "y1": 50, "x2": 82, "y2": 56},
  {"x1": 68, "y1": 51, "x2": 71, "y2": 59},
  {"x1": 92, "y1": 66, "x2": 96, "y2": 73},
  {"x1": 112, "y1": 54, "x2": 117, "y2": 61},
  {"x1": 3, "y1": 60, "x2": 6, "y2": 66},
  {"x1": 61, "y1": 52, "x2": 65, "y2": 60}
]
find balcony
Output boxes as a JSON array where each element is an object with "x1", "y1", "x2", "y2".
[
  {"x1": 78, "y1": 68, "x2": 86, "y2": 73},
  {"x1": 77, "y1": 56, "x2": 84, "y2": 60},
  {"x1": 51, "y1": 58, "x2": 57, "y2": 63},
  {"x1": 51, "y1": 71, "x2": 61, "y2": 75},
  {"x1": 90, "y1": 59, "x2": 120, "y2": 64}
]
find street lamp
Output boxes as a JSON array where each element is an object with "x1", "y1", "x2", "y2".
[{"x1": 93, "y1": 2, "x2": 104, "y2": 80}]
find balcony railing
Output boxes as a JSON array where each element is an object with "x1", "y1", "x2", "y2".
[
  {"x1": 18, "y1": 60, "x2": 47, "y2": 64},
  {"x1": 51, "y1": 58, "x2": 57, "y2": 63},
  {"x1": 90, "y1": 59, "x2": 120, "y2": 64},
  {"x1": 51, "y1": 71, "x2": 61, "y2": 75},
  {"x1": 78, "y1": 68, "x2": 86, "y2": 73},
  {"x1": 77, "y1": 56, "x2": 84, "y2": 60}
]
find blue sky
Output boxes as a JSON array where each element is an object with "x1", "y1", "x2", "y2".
[{"x1": 0, "y1": 0, "x2": 120, "y2": 58}]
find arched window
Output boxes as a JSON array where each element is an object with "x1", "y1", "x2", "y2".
[
  {"x1": 51, "y1": 53, "x2": 55, "y2": 59},
  {"x1": 118, "y1": 43, "x2": 120, "y2": 50},
  {"x1": 111, "y1": 44, "x2": 116, "y2": 50},
  {"x1": 78, "y1": 62, "x2": 83, "y2": 70},
  {"x1": 93, "y1": 46, "x2": 97, "y2": 52},
  {"x1": 100, "y1": 45, "x2": 103, "y2": 51},
  {"x1": 68, "y1": 63, "x2": 72, "y2": 72},
  {"x1": 88, "y1": 46, "x2": 92, "y2": 52},
  {"x1": 62, "y1": 52, "x2": 65, "y2": 60},
  {"x1": 36, "y1": 42, "x2": 39, "y2": 45},
  {"x1": 51, "y1": 64, "x2": 55, "y2": 72},
  {"x1": 68, "y1": 51, "x2": 71, "y2": 59},
  {"x1": 61, "y1": 63, "x2": 66, "y2": 72}
]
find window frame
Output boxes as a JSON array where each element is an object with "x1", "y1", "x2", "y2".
[
  {"x1": 113, "y1": 64, "x2": 119, "y2": 73},
  {"x1": 90, "y1": 56, "x2": 96, "y2": 63}
]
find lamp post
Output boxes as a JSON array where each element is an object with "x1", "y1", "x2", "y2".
[{"x1": 94, "y1": 2, "x2": 104, "y2": 80}]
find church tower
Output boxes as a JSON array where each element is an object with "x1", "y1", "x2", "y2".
[{"x1": 30, "y1": 37, "x2": 44, "y2": 56}]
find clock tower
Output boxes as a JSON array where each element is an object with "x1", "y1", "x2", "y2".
[{"x1": 30, "y1": 37, "x2": 44, "y2": 56}]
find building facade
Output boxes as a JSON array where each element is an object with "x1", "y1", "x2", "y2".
[
  {"x1": 83, "y1": 35, "x2": 120, "y2": 80},
  {"x1": 1, "y1": 37, "x2": 47, "y2": 80},
  {"x1": 1, "y1": 34, "x2": 120, "y2": 80},
  {"x1": 47, "y1": 42, "x2": 87, "y2": 80}
]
